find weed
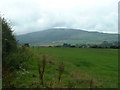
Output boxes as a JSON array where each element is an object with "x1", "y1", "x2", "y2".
[
  {"x1": 58, "y1": 62, "x2": 64, "y2": 84},
  {"x1": 38, "y1": 55, "x2": 46, "y2": 87}
]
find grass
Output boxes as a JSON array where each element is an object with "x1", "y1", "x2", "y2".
[
  {"x1": 32, "y1": 47, "x2": 118, "y2": 88},
  {"x1": 4, "y1": 47, "x2": 118, "y2": 88}
]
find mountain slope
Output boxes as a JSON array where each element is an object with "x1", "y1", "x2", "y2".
[{"x1": 16, "y1": 28, "x2": 118, "y2": 44}]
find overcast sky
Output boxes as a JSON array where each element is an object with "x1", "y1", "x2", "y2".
[{"x1": 0, "y1": 0, "x2": 119, "y2": 35}]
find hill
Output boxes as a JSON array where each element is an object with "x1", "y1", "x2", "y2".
[{"x1": 16, "y1": 28, "x2": 118, "y2": 44}]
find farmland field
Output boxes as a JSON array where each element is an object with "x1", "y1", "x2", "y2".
[
  {"x1": 31, "y1": 47, "x2": 118, "y2": 88},
  {"x1": 9, "y1": 47, "x2": 118, "y2": 88}
]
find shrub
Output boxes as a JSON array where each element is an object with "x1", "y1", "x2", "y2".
[
  {"x1": 2, "y1": 17, "x2": 17, "y2": 57},
  {"x1": 4, "y1": 47, "x2": 31, "y2": 71}
]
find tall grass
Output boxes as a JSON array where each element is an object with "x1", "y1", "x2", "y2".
[
  {"x1": 58, "y1": 62, "x2": 64, "y2": 84},
  {"x1": 38, "y1": 55, "x2": 46, "y2": 87}
]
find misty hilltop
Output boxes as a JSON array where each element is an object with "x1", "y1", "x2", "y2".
[{"x1": 16, "y1": 28, "x2": 118, "y2": 44}]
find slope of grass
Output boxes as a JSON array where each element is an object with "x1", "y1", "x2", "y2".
[
  {"x1": 5, "y1": 47, "x2": 118, "y2": 88},
  {"x1": 32, "y1": 47, "x2": 118, "y2": 88}
]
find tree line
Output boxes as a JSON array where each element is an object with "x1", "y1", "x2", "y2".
[{"x1": 62, "y1": 41, "x2": 120, "y2": 49}]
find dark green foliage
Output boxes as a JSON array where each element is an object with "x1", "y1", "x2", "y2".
[
  {"x1": 23, "y1": 43, "x2": 29, "y2": 47},
  {"x1": 63, "y1": 43, "x2": 71, "y2": 47},
  {"x1": 100, "y1": 41, "x2": 110, "y2": 48},
  {"x1": 1, "y1": 17, "x2": 19, "y2": 72},
  {"x1": 2, "y1": 17, "x2": 17, "y2": 57},
  {"x1": 1, "y1": 17, "x2": 31, "y2": 71},
  {"x1": 2, "y1": 47, "x2": 32, "y2": 87},
  {"x1": 4, "y1": 47, "x2": 31, "y2": 71},
  {"x1": 1, "y1": 17, "x2": 33, "y2": 87}
]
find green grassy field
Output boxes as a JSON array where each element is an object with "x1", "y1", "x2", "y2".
[{"x1": 10, "y1": 47, "x2": 118, "y2": 88}]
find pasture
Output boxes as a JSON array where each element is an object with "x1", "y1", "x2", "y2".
[{"x1": 11, "y1": 47, "x2": 118, "y2": 88}]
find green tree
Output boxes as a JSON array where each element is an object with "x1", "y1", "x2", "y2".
[
  {"x1": 100, "y1": 41, "x2": 109, "y2": 48},
  {"x1": 1, "y1": 17, "x2": 17, "y2": 60}
]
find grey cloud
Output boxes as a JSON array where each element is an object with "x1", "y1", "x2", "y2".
[{"x1": 0, "y1": 0, "x2": 119, "y2": 35}]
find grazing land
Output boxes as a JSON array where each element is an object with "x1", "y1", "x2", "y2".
[{"x1": 7, "y1": 47, "x2": 118, "y2": 88}]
